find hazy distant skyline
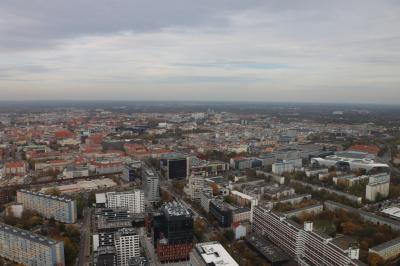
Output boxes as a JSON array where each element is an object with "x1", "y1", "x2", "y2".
[{"x1": 1, "y1": 0, "x2": 399, "y2": 103}]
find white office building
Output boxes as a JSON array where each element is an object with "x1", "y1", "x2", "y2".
[
  {"x1": 190, "y1": 241, "x2": 239, "y2": 266},
  {"x1": 105, "y1": 190, "x2": 144, "y2": 214}
]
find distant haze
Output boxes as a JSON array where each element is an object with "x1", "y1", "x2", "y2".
[{"x1": 0, "y1": 0, "x2": 399, "y2": 103}]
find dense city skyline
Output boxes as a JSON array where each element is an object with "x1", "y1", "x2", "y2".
[{"x1": 1, "y1": 0, "x2": 399, "y2": 103}]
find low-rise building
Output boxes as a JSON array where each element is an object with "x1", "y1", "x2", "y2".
[
  {"x1": 63, "y1": 165, "x2": 89, "y2": 179},
  {"x1": 190, "y1": 241, "x2": 239, "y2": 266},
  {"x1": 3, "y1": 161, "x2": 26, "y2": 177}
]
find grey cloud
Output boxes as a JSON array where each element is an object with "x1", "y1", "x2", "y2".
[{"x1": 0, "y1": 0, "x2": 265, "y2": 50}]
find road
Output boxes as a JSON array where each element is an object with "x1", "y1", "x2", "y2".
[
  {"x1": 77, "y1": 208, "x2": 92, "y2": 266},
  {"x1": 140, "y1": 228, "x2": 161, "y2": 266}
]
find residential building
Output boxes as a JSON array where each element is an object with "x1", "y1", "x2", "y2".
[
  {"x1": 184, "y1": 173, "x2": 205, "y2": 201},
  {"x1": 17, "y1": 189, "x2": 77, "y2": 223},
  {"x1": 232, "y1": 207, "x2": 251, "y2": 223},
  {"x1": 122, "y1": 162, "x2": 141, "y2": 182},
  {"x1": 114, "y1": 228, "x2": 140, "y2": 266},
  {"x1": 252, "y1": 205, "x2": 365, "y2": 266},
  {"x1": 3, "y1": 161, "x2": 26, "y2": 177},
  {"x1": 63, "y1": 165, "x2": 89, "y2": 179},
  {"x1": 0, "y1": 223, "x2": 65, "y2": 266},
  {"x1": 272, "y1": 158, "x2": 302, "y2": 175},
  {"x1": 369, "y1": 237, "x2": 400, "y2": 261},
  {"x1": 200, "y1": 189, "x2": 213, "y2": 213},
  {"x1": 143, "y1": 169, "x2": 160, "y2": 203}
]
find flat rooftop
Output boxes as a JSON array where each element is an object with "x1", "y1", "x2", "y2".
[
  {"x1": 0, "y1": 222, "x2": 60, "y2": 246},
  {"x1": 194, "y1": 241, "x2": 239, "y2": 266},
  {"x1": 19, "y1": 189, "x2": 73, "y2": 203}
]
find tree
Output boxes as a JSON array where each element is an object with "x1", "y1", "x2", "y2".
[
  {"x1": 223, "y1": 229, "x2": 235, "y2": 242},
  {"x1": 161, "y1": 190, "x2": 173, "y2": 202},
  {"x1": 211, "y1": 183, "x2": 219, "y2": 196},
  {"x1": 63, "y1": 237, "x2": 79, "y2": 265},
  {"x1": 194, "y1": 218, "x2": 206, "y2": 241},
  {"x1": 45, "y1": 187, "x2": 61, "y2": 196},
  {"x1": 223, "y1": 195, "x2": 235, "y2": 205}
]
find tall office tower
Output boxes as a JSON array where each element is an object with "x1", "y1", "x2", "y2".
[
  {"x1": 252, "y1": 205, "x2": 363, "y2": 266},
  {"x1": 17, "y1": 189, "x2": 77, "y2": 223},
  {"x1": 143, "y1": 169, "x2": 160, "y2": 203},
  {"x1": 0, "y1": 223, "x2": 65, "y2": 266},
  {"x1": 114, "y1": 228, "x2": 140, "y2": 266},
  {"x1": 153, "y1": 201, "x2": 194, "y2": 263},
  {"x1": 160, "y1": 153, "x2": 190, "y2": 179},
  {"x1": 105, "y1": 190, "x2": 145, "y2": 214}
]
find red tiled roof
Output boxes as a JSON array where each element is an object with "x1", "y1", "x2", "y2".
[
  {"x1": 348, "y1": 145, "x2": 380, "y2": 155},
  {"x1": 55, "y1": 130, "x2": 73, "y2": 139},
  {"x1": 5, "y1": 161, "x2": 26, "y2": 168}
]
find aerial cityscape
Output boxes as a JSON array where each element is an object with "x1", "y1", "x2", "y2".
[{"x1": 1, "y1": 1, "x2": 400, "y2": 266}]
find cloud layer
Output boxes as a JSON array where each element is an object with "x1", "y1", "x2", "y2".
[{"x1": 0, "y1": 0, "x2": 399, "y2": 103}]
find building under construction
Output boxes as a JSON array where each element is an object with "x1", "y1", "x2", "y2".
[{"x1": 153, "y1": 201, "x2": 194, "y2": 263}]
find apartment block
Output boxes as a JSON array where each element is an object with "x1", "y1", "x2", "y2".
[
  {"x1": 369, "y1": 237, "x2": 400, "y2": 261},
  {"x1": 0, "y1": 223, "x2": 65, "y2": 266},
  {"x1": 252, "y1": 205, "x2": 365, "y2": 266},
  {"x1": 114, "y1": 228, "x2": 140, "y2": 266},
  {"x1": 143, "y1": 169, "x2": 160, "y2": 203},
  {"x1": 17, "y1": 189, "x2": 77, "y2": 223}
]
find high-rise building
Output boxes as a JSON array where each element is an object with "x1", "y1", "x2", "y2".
[
  {"x1": 153, "y1": 201, "x2": 194, "y2": 262},
  {"x1": 160, "y1": 154, "x2": 189, "y2": 180},
  {"x1": 17, "y1": 189, "x2": 77, "y2": 223},
  {"x1": 184, "y1": 173, "x2": 205, "y2": 201},
  {"x1": 0, "y1": 223, "x2": 65, "y2": 266},
  {"x1": 143, "y1": 169, "x2": 160, "y2": 203},
  {"x1": 252, "y1": 205, "x2": 363, "y2": 266},
  {"x1": 105, "y1": 190, "x2": 145, "y2": 214},
  {"x1": 114, "y1": 228, "x2": 140, "y2": 266},
  {"x1": 190, "y1": 241, "x2": 239, "y2": 266}
]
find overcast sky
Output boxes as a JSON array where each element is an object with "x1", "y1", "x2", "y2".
[{"x1": 0, "y1": 0, "x2": 399, "y2": 103}]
